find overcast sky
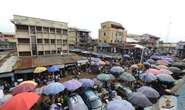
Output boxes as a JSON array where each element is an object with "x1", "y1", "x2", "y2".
[{"x1": 0, "y1": 0, "x2": 185, "y2": 42}]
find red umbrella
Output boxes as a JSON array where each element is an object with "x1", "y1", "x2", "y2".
[
  {"x1": 0, "y1": 92, "x2": 40, "y2": 110},
  {"x1": 12, "y1": 81, "x2": 37, "y2": 95},
  {"x1": 146, "y1": 68, "x2": 160, "y2": 75}
]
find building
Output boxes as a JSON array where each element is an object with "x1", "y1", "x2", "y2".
[
  {"x1": 99, "y1": 21, "x2": 127, "y2": 44},
  {"x1": 128, "y1": 33, "x2": 160, "y2": 49},
  {"x1": 176, "y1": 41, "x2": 185, "y2": 58},
  {"x1": 68, "y1": 27, "x2": 91, "y2": 49},
  {"x1": 158, "y1": 42, "x2": 176, "y2": 54},
  {"x1": 11, "y1": 15, "x2": 68, "y2": 56},
  {"x1": 0, "y1": 32, "x2": 16, "y2": 51}
]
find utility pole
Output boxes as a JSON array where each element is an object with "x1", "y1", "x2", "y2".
[{"x1": 166, "y1": 16, "x2": 172, "y2": 42}]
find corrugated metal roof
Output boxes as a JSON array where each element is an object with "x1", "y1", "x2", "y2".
[{"x1": 0, "y1": 56, "x2": 17, "y2": 73}]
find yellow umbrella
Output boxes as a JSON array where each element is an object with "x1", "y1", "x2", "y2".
[{"x1": 34, "y1": 66, "x2": 47, "y2": 73}]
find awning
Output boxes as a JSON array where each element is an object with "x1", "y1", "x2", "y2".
[
  {"x1": 0, "y1": 72, "x2": 14, "y2": 78},
  {"x1": 14, "y1": 69, "x2": 33, "y2": 74}
]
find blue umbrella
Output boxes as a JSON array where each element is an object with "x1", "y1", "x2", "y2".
[
  {"x1": 147, "y1": 59, "x2": 155, "y2": 64},
  {"x1": 79, "y1": 78, "x2": 94, "y2": 88},
  {"x1": 107, "y1": 100, "x2": 135, "y2": 110},
  {"x1": 157, "y1": 74, "x2": 175, "y2": 83},
  {"x1": 150, "y1": 55, "x2": 161, "y2": 60},
  {"x1": 123, "y1": 54, "x2": 130, "y2": 58},
  {"x1": 48, "y1": 65, "x2": 59, "y2": 73},
  {"x1": 42, "y1": 82, "x2": 65, "y2": 95},
  {"x1": 63, "y1": 79, "x2": 82, "y2": 91},
  {"x1": 119, "y1": 73, "x2": 136, "y2": 82},
  {"x1": 137, "y1": 86, "x2": 160, "y2": 98},
  {"x1": 110, "y1": 66, "x2": 125, "y2": 75},
  {"x1": 140, "y1": 73, "x2": 157, "y2": 82},
  {"x1": 144, "y1": 62, "x2": 150, "y2": 66},
  {"x1": 128, "y1": 92, "x2": 152, "y2": 107},
  {"x1": 97, "y1": 73, "x2": 111, "y2": 81}
]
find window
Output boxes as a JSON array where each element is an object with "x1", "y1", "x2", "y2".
[
  {"x1": 51, "y1": 39, "x2": 55, "y2": 44},
  {"x1": 63, "y1": 40, "x2": 67, "y2": 45},
  {"x1": 63, "y1": 29, "x2": 68, "y2": 35},
  {"x1": 44, "y1": 39, "x2": 49, "y2": 44},
  {"x1": 51, "y1": 50, "x2": 56, "y2": 54},
  {"x1": 36, "y1": 26, "x2": 42, "y2": 33},
  {"x1": 38, "y1": 51, "x2": 44, "y2": 55},
  {"x1": 50, "y1": 28, "x2": 55, "y2": 34},
  {"x1": 57, "y1": 39, "x2": 62, "y2": 44},
  {"x1": 43, "y1": 27, "x2": 49, "y2": 34},
  {"x1": 18, "y1": 38, "x2": 30, "y2": 44},
  {"x1": 45, "y1": 51, "x2": 50, "y2": 55},
  {"x1": 37, "y1": 39, "x2": 42, "y2": 44},
  {"x1": 56, "y1": 29, "x2": 61, "y2": 34},
  {"x1": 104, "y1": 32, "x2": 106, "y2": 36},
  {"x1": 30, "y1": 26, "x2": 36, "y2": 34},
  {"x1": 16, "y1": 25, "x2": 28, "y2": 31},
  {"x1": 19, "y1": 51, "x2": 31, "y2": 56}
]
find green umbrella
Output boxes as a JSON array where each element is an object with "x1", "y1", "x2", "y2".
[
  {"x1": 97, "y1": 73, "x2": 111, "y2": 81},
  {"x1": 119, "y1": 73, "x2": 136, "y2": 82}
]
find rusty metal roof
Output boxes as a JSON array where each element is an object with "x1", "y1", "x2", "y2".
[{"x1": 15, "y1": 54, "x2": 81, "y2": 70}]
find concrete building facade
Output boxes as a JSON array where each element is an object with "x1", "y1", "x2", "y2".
[
  {"x1": 99, "y1": 21, "x2": 127, "y2": 44},
  {"x1": 11, "y1": 15, "x2": 69, "y2": 56},
  {"x1": 68, "y1": 27, "x2": 91, "y2": 49}
]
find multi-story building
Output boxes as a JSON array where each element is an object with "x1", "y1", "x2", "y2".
[
  {"x1": 11, "y1": 15, "x2": 68, "y2": 56},
  {"x1": 68, "y1": 27, "x2": 91, "y2": 49},
  {"x1": 0, "y1": 32, "x2": 16, "y2": 51},
  {"x1": 99, "y1": 21, "x2": 127, "y2": 44},
  {"x1": 128, "y1": 33, "x2": 160, "y2": 49}
]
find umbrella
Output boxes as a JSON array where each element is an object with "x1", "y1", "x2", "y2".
[
  {"x1": 107, "y1": 100, "x2": 135, "y2": 110},
  {"x1": 150, "y1": 55, "x2": 161, "y2": 60},
  {"x1": 140, "y1": 73, "x2": 157, "y2": 82},
  {"x1": 160, "y1": 69, "x2": 173, "y2": 75},
  {"x1": 123, "y1": 54, "x2": 130, "y2": 58},
  {"x1": 130, "y1": 64, "x2": 138, "y2": 70},
  {"x1": 151, "y1": 64, "x2": 160, "y2": 69},
  {"x1": 171, "y1": 62, "x2": 185, "y2": 68},
  {"x1": 79, "y1": 78, "x2": 94, "y2": 88},
  {"x1": 147, "y1": 59, "x2": 155, "y2": 64},
  {"x1": 0, "y1": 92, "x2": 40, "y2": 110},
  {"x1": 12, "y1": 81, "x2": 38, "y2": 95},
  {"x1": 34, "y1": 66, "x2": 47, "y2": 73},
  {"x1": 137, "y1": 86, "x2": 160, "y2": 98},
  {"x1": 128, "y1": 92, "x2": 152, "y2": 107},
  {"x1": 63, "y1": 79, "x2": 82, "y2": 91},
  {"x1": 119, "y1": 73, "x2": 136, "y2": 82},
  {"x1": 157, "y1": 74, "x2": 175, "y2": 83},
  {"x1": 156, "y1": 60, "x2": 170, "y2": 66},
  {"x1": 168, "y1": 67, "x2": 181, "y2": 74},
  {"x1": 144, "y1": 62, "x2": 150, "y2": 66},
  {"x1": 146, "y1": 68, "x2": 160, "y2": 75},
  {"x1": 109, "y1": 74, "x2": 116, "y2": 80},
  {"x1": 48, "y1": 65, "x2": 59, "y2": 73},
  {"x1": 97, "y1": 73, "x2": 111, "y2": 81},
  {"x1": 42, "y1": 82, "x2": 65, "y2": 95},
  {"x1": 157, "y1": 65, "x2": 168, "y2": 69},
  {"x1": 110, "y1": 66, "x2": 125, "y2": 75}
]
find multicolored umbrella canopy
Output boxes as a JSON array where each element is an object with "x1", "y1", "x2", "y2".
[
  {"x1": 79, "y1": 78, "x2": 94, "y2": 88},
  {"x1": 119, "y1": 73, "x2": 136, "y2": 82},
  {"x1": 156, "y1": 60, "x2": 170, "y2": 66},
  {"x1": 48, "y1": 65, "x2": 60, "y2": 73},
  {"x1": 130, "y1": 64, "x2": 138, "y2": 70},
  {"x1": 97, "y1": 73, "x2": 111, "y2": 81},
  {"x1": 157, "y1": 65, "x2": 168, "y2": 70},
  {"x1": 160, "y1": 69, "x2": 173, "y2": 75},
  {"x1": 42, "y1": 82, "x2": 65, "y2": 95},
  {"x1": 0, "y1": 92, "x2": 40, "y2": 110},
  {"x1": 12, "y1": 80, "x2": 37, "y2": 95},
  {"x1": 63, "y1": 79, "x2": 82, "y2": 91},
  {"x1": 110, "y1": 66, "x2": 125, "y2": 75},
  {"x1": 140, "y1": 73, "x2": 157, "y2": 82},
  {"x1": 128, "y1": 92, "x2": 152, "y2": 107},
  {"x1": 147, "y1": 59, "x2": 155, "y2": 64},
  {"x1": 34, "y1": 66, "x2": 47, "y2": 73},
  {"x1": 107, "y1": 99, "x2": 135, "y2": 110},
  {"x1": 168, "y1": 67, "x2": 181, "y2": 74},
  {"x1": 146, "y1": 68, "x2": 160, "y2": 75},
  {"x1": 157, "y1": 74, "x2": 175, "y2": 83},
  {"x1": 137, "y1": 86, "x2": 160, "y2": 98}
]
